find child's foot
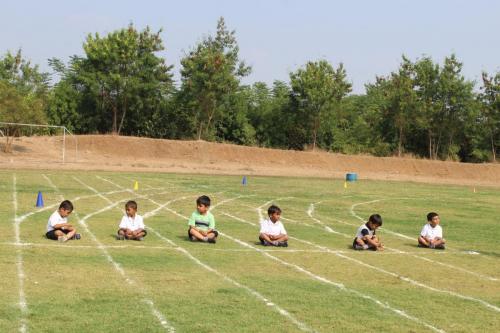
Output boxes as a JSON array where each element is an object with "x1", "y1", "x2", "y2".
[
  {"x1": 261, "y1": 240, "x2": 271, "y2": 246},
  {"x1": 58, "y1": 236, "x2": 68, "y2": 243},
  {"x1": 190, "y1": 235, "x2": 198, "y2": 242},
  {"x1": 277, "y1": 241, "x2": 288, "y2": 247},
  {"x1": 207, "y1": 238, "x2": 216, "y2": 244},
  {"x1": 137, "y1": 237, "x2": 144, "y2": 241},
  {"x1": 271, "y1": 241, "x2": 279, "y2": 246},
  {"x1": 116, "y1": 234, "x2": 125, "y2": 241},
  {"x1": 71, "y1": 233, "x2": 81, "y2": 240}
]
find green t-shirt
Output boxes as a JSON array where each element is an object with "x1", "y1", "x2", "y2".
[{"x1": 188, "y1": 211, "x2": 215, "y2": 231}]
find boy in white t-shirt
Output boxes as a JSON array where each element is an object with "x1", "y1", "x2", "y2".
[
  {"x1": 46, "y1": 200, "x2": 80, "y2": 242},
  {"x1": 353, "y1": 214, "x2": 384, "y2": 251},
  {"x1": 418, "y1": 212, "x2": 445, "y2": 249},
  {"x1": 117, "y1": 200, "x2": 147, "y2": 241},
  {"x1": 259, "y1": 205, "x2": 288, "y2": 247}
]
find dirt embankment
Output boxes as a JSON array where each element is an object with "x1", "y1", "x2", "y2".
[{"x1": 1, "y1": 135, "x2": 499, "y2": 187}]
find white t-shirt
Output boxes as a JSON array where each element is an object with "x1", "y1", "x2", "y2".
[
  {"x1": 355, "y1": 223, "x2": 375, "y2": 239},
  {"x1": 119, "y1": 214, "x2": 145, "y2": 231},
  {"x1": 47, "y1": 210, "x2": 67, "y2": 232},
  {"x1": 420, "y1": 223, "x2": 443, "y2": 240},
  {"x1": 260, "y1": 218, "x2": 287, "y2": 236}
]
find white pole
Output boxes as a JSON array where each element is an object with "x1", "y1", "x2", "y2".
[{"x1": 62, "y1": 128, "x2": 66, "y2": 164}]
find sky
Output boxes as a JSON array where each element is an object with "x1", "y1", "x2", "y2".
[{"x1": 1, "y1": 0, "x2": 499, "y2": 93}]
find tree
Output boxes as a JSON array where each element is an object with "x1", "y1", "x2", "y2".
[
  {"x1": 436, "y1": 55, "x2": 475, "y2": 160},
  {"x1": 413, "y1": 56, "x2": 441, "y2": 159},
  {"x1": 179, "y1": 17, "x2": 251, "y2": 140},
  {"x1": 366, "y1": 57, "x2": 418, "y2": 157},
  {"x1": 0, "y1": 50, "x2": 48, "y2": 152},
  {"x1": 50, "y1": 24, "x2": 174, "y2": 135},
  {"x1": 290, "y1": 60, "x2": 351, "y2": 150},
  {"x1": 479, "y1": 71, "x2": 500, "y2": 161}
]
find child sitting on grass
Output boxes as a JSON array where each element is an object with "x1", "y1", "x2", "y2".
[
  {"x1": 259, "y1": 205, "x2": 288, "y2": 247},
  {"x1": 117, "y1": 200, "x2": 147, "y2": 241},
  {"x1": 353, "y1": 214, "x2": 384, "y2": 251},
  {"x1": 418, "y1": 212, "x2": 445, "y2": 249},
  {"x1": 46, "y1": 200, "x2": 80, "y2": 242},
  {"x1": 188, "y1": 195, "x2": 218, "y2": 244}
]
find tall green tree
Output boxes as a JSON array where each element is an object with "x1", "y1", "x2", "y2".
[
  {"x1": 413, "y1": 56, "x2": 441, "y2": 158},
  {"x1": 0, "y1": 50, "x2": 48, "y2": 152},
  {"x1": 179, "y1": 17, "x2": 251, "y2": 140},
  {"x1": 436, "y1": 55, "x2": 475, "y2": 160},
  {"x1": 50, "y1": 24, "x2": 174, "y2": 135},
  {"x1": 479, "y1": 71, "x2": 500, "y2": 161},
  {"x1": 366, "y1": 57, "x2": 417, "y2": 156},
  {"x1": 290, "y1": 60, "x2": 351, "y2": 150}
]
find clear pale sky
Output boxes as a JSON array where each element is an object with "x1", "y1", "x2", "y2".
[{"x1": 1, "y1": 0, "x2": 499, "y2": 93}]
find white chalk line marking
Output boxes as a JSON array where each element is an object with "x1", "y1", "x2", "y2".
[
  {"x1": 43, "y1": 176, "x2": 175, "y2": 332},
  {"x1": 221, "y1": 234, "x2": 445, "y2": 332},
  {"x1": 350, "y1": 199, "x2": 416, "y2": 241},
  {"x1": 13, "y1": 175, "x2": 28, "y2": 333},
  {"x1": 289, "y1": 232, "x2": 500, "y2": 313},
  {"x1": 215, "y1": 200, "x2": 447, "y2": 332},
  {"x1": 15, "y1": 186, "x2": 167, "y2": 224},
  {"x1": 299, "y1": 201, "x2": 498, "y2": 282},
  {"x1": 97, "y1": 177, "x2": 316, "y2": 333},
  {"x1": 0, "y1": 241, "x2": 463, "y2": 256},
  {"x1": 305, "y1": 202, "x2": 500, "y2": 310},
  {"x1": 0, "y1": 241, "x2": 344, "y2": 250},
  {"x1": 348, "y1": 200, "x2": 498, "y2": 281},
  {"x1": 268, "y1": 203, "x2": 500, "y2": 312}
]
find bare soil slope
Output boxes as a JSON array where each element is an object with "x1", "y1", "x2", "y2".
[{"x1": 1, "y1": 135, "x2": 499, "y2": 186}]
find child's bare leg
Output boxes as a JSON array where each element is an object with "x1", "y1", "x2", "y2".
[
  {"x1": 125, "y1": 230, "x2": 134, "y2": 240},
  {"x1": 189, "y1": 227, "x2": 206, "y2": 241},
  {"x1": 273, "y1": 234, "x2": 288, "y2": 242},
  {"x1": 130, "y1": 230, "x2": 146, "y2": 240},
  {"x1": 354, "y1": 238, "x2": 367, "y2": 249},
  {"x1": 259, "y1": 233, "x2": 274, "y2": 245},
  {"x1": 431, "y1": 238, "x2": 446, "y2": 249},
  {"x1": 65, "y1": 226, "x2": 76, "y2": 240},
  {"x1": 364, "y1": 237, "x2": 382, "y2": 251},
  {"x1": 418, "y1": 236, "x2": 430, "y2": 247},
  {"x1": 207, "y1": 231, "x2": 218, "y2": 240}
]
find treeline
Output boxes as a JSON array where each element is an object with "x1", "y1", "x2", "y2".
[{"x1": 1, "y1": 18, "x2": 499, "y2": 162}]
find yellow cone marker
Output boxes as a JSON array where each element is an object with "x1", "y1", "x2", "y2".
[
  {"x1": 344, "y1": 181, "x2": 347, "y2": 189},
  {"x1": 134, "y1": 181, "x2": 139, "y2": 191}
]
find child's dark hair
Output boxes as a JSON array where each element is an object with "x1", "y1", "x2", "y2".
[
  {"x1": 125, "y1": 200, "x2": 137, "y2": 210},
  {"x1": 368, "y1": 214, "x2": 383, "y2": 226},
  {"x1": 196, "y1": 195, "x2": 211, "y2": 207},
  {"x1": 59, "y1": 200, "x2": 73, "y2": 212},
  {"x1": 427, "y1": 212, "x2": 439, "y2": 221},
  {"x1": 268, "y1": 205, "x2": 282, "y2": 216}
]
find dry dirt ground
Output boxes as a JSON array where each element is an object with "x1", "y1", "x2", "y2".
[{"x1": 1, "y1": 135, "x2": 499, "y2": 187}]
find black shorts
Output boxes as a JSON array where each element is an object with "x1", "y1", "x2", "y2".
[
  {"x1": 46, "y1": 229, "x2": 70, "y2": 240},
  {"x1": 117, "y1": 228, "x2": 147, "y2": 236}
]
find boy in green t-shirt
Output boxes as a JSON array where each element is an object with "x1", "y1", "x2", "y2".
[{"x1": 188, "y1": 195, "x2": 218, "y2": 244}]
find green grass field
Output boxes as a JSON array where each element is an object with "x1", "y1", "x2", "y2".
[{"x1": 1, "y1": 169, "x2": 499, "y2": 332}]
